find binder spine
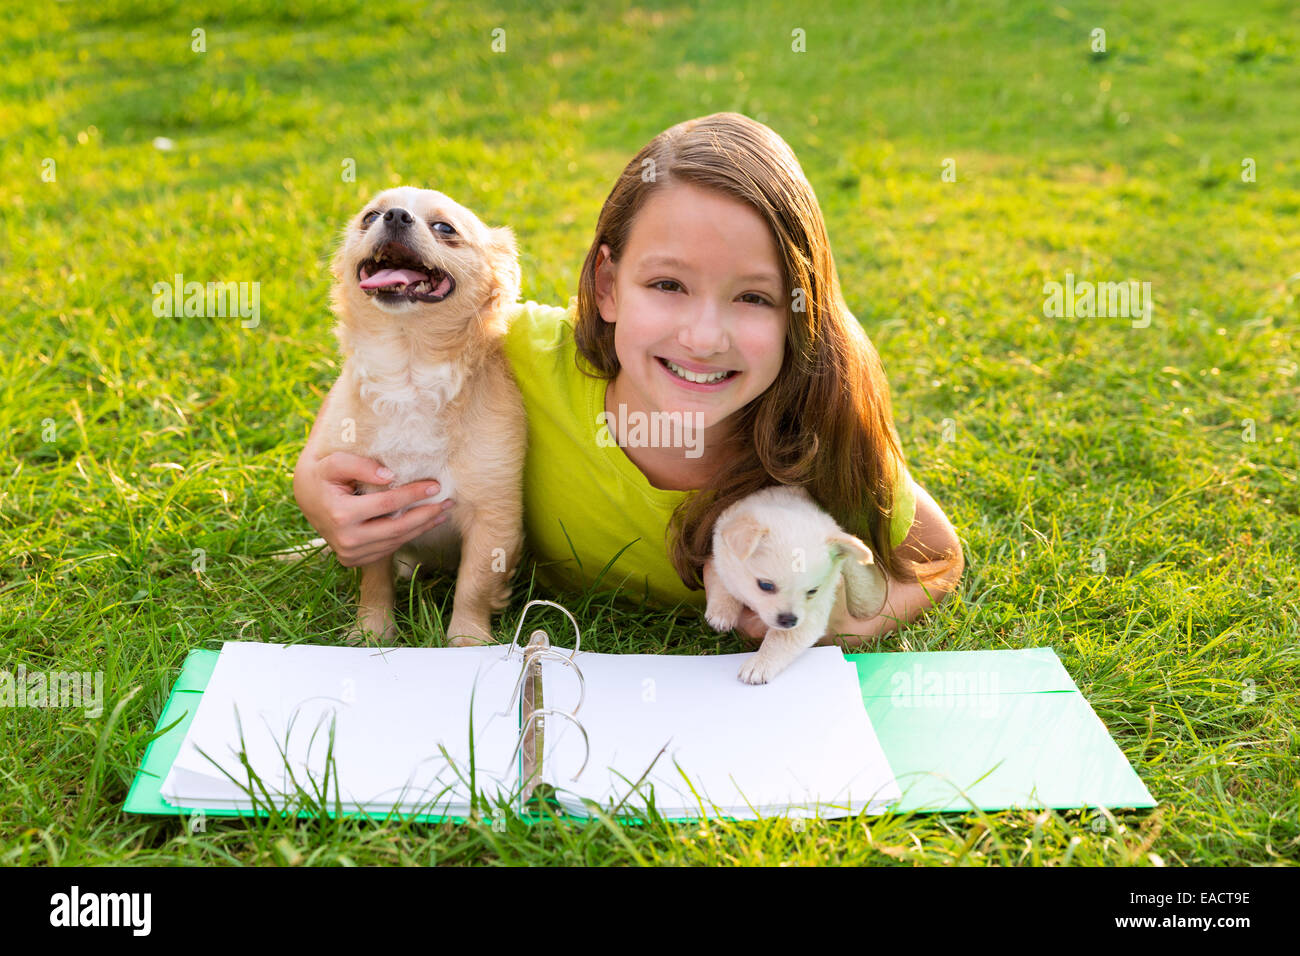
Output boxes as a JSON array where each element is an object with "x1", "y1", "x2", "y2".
[
  {"x1": 519, "y1": 629, "x2": 549, "y2": 806},
  {"x1": 500, "y1": 600, "x2": 592, "y2": 810}
]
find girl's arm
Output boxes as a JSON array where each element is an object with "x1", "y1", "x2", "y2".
[{"x1": 817, "y1": 479, "x2": 963, "y2": 644}]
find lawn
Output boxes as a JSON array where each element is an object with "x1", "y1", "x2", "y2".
[{"x1": 1, "y1": 0, "x2": 1297, "y2": 865}]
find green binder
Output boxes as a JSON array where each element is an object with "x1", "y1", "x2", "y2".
[
  {"x1": 124, "y1": 643, "x2": 1154, "y2": 823},
  {"x1": 850, "y1": 647, "x2": 1155, "y2": 812}
]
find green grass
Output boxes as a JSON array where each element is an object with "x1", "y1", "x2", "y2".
[{"x1": 2, "y1": 0, "x2": 1298, "y2": 865}]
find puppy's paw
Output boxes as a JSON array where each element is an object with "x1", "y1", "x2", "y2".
[
  {"x1": 448, "y1": 632, "x2": 497, "y2": 648},
  {"x1": 705, "y1": 593, "x2": 743, "y2": 632},
  {"x1": 346, "y1": 616, "x2": 399, "y2": 646},
  {"x1": 446, "y1": 614, "x2": 495, "y2": 648},
  {"x1": 706, "y1": 609, "x2": 740, "y2": 632},
  {"x1": 702, "y1": 556, "x2": 744, "y2": 632},
  {"x1": 738, "y1": 655, "x2": 776, "y2": 685}
]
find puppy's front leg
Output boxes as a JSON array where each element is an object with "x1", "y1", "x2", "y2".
[
  {"x1": 738, "y1": 625, "x2": 820, "y2": 685},
  {"x1": 349, "y1": 555, "x2": 399, "y2": 645},
  {"x1": 445, "y1": 507, "x2": 522, "y2": 647},
  {"x1": 703, "y1": 557, "x2": 744, "y2": 632}
]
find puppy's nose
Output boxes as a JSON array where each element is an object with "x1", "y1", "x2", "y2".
[
  {"x1": 776, "y1": 612, "x2": 798, "y2": 628},
  {"x1": 383, "y1": 207, "x2": 415, "y2": 227}
]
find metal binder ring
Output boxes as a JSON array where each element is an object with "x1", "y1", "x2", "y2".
[
  {"x1": 530, "y1": 647, "x2": 586, "y2": 715},
  {"x1": 508, "y1": 707, "x2": 590, "y2": 782},
  {"x1": 506, "y1": 599, "x2": 582, "y2": 661},
  {"x1": 495, "y1": 643, "x2": 586, "y2": 718}
]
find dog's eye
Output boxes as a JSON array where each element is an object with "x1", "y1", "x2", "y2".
[
  {"x1": 361, "y1": 210, "x2": 380, "y2": 227},
  {"x1": 430, "y1": 221, "x2": 458, "y2": 237},
  {"x1": 806, "y1": 588, "x2": 818, "y2": 597},
  {"x1": 757, "y1": 580, "x2": 776, "y2": 593}
]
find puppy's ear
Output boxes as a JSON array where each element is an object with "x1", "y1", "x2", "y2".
[
  {"x1": 486, "y1": 225, "x2": 521, "y2": 311},
  {"x1": 327, "y1": 224, "x2": 355, "y2": 320},
  {"x1": 328, "y1": 224, "x2": 352, "y2": 283},
  {"x1": 721, "y1": 514, "x2": 769, "y2": 564},
  {"x1": 828, "y1": 532, "x2": 888, "y2": 619}
]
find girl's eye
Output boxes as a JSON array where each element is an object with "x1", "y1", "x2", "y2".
[
  {"x1": 757, "y1": 580, "x2": 776, "y2": 593},
  {"x1": 806, "y1": 588, "x2": 819, "y2": 597},
  {"x1": 361, "y1": 210, "x2": 380, "y2": 227},
  {"x1": 430, "y1": 221, "x2": 458, "y2": 237},
  {"x1": 651, "y1": 282, "x2": 770, "y2": 306}
]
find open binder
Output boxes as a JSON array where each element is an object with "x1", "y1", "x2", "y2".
[
  {"x1": 151, "y1": 601, "x2": 600, "y2": 822},
  {"x1": 125, "y1": 600, "x2": 1156, "y2": 824}
]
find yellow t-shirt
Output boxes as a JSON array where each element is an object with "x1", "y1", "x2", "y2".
[{"x1": 500, "y1": 299, "x2": 916, "y2": 611}]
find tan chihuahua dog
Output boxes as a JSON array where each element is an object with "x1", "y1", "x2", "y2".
[
  {"x1": 314, "y1": 186, "x2": 526, "y2": 646},
  {"x1": 704, "y1": 485, "x2": 889, "y2": 684}
]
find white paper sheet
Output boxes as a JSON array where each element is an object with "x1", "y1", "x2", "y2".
[
  {"x1": 161, "y1": 642, "x2": 524, "y2": 814},
  {"x1": 539, "y1": 646, "x2": 899, "y2": 819}
]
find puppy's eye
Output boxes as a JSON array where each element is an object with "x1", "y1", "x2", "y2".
[
  {"x1": 430, "y1": 221, "x2": 458, "y2": 237},
  {"x1": 806, "y1": 588, "x2": 818, "y2": 597},
  {"x1": 757, "y1": 580, "x2": 776, "y2": 593},
  {"x1": 361, "y1": 210, "x2": 380, "y2": 227}
]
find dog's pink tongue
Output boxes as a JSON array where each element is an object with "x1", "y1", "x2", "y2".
[{"x1": 360, "y1": 267, "x2": 426, "y2": 290}]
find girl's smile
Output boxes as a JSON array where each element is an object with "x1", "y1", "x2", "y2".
[{"x1": 655, "y1": 355, "x2": 741, "y2": 389}]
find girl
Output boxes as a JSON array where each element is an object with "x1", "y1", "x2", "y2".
[{"x1": 293, "y1": 112, "x2": 963, "y2": 645}]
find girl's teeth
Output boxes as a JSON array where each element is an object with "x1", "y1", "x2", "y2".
[{"x1": 665, "y1": 359, "x2": 731, "y2": 384}]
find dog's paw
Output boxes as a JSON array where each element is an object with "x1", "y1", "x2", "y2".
[
  {"x1": 706, "y1": 608, "x2": 741, "y2": 632},
  {"x1": 705, "y1": 592, "x2": 743, "y2": 632},
  {"x1": 448, "y1": 632, "x2": 497, "y2": 648},
  {"x1": 348, "y1": 605, "x2": 399, "y2": 645},
  {"x1": 345, "y1": 620, "x2": 399, "y2": 647},
  {"x1": 446, "y1": 614, "x2": 495, "y2": 648},
  {"x1": 737, "y1": 655, "x2": 774, "y2": 685}
]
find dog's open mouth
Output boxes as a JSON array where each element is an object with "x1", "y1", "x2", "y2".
[{"x1": 357, "y1": 241, "x2": 456, "y2": 302}]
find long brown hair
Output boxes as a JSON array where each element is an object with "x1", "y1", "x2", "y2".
[{"x1": 573, "y1": 112, "x2": 956, "y2": 592}]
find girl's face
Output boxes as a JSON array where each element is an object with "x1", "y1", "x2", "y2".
[{"x1": 594, "y1": 181, "x2": 788, "y2": 448}]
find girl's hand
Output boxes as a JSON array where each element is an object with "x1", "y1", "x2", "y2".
[
  {"x1": 293, "y1": 450, "x2": 451, "y2": 567},
  {"x1": 292, "y1": 396, "x2": 452, "y2": 567}
]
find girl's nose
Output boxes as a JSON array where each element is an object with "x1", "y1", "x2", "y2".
[{"x1": 677, "y1": 303, "x2": 730, "y2": 353}]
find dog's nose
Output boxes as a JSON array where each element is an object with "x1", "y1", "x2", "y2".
[
  {"x1": 776, "y1": 612, "x2": 798, "y2": 628},
  {"x1": 383, "y1": 207, "x2": 415, "y2": 227}
]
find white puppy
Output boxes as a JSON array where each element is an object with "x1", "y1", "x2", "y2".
[{"x1": 704, "y1": 485, "x2": 889, "y2": 684}]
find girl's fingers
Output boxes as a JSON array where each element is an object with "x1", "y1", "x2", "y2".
[
  {"x1": 346, "y1": 500, "x2": 453, "y2": 556},
  {"x1": 351, "y1": 481, "x2": 443, "y2": 522},
  {"x1": 318, "y1": 451, "x2": 397, "y2": 488},
  {"x1": 377, "y1": 498, "x2": 454, "y2": 541}
]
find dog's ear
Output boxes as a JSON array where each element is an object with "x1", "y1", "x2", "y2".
[
  {"x1": 828, "y1": 532, "x2": 888, "y2": 619},
  {"x1": 327, "y1": 224, "x2": 355, "y2": 322},
  {"x1": 486, "y1": 225, "x2": 521, "y2": 311},
  {"x1": 328, "y1": 223, "x2": 352, "y2": 284},
  {"x1": 721, "y1": 513, "x2": 769, "y2": 564}
]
